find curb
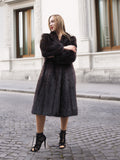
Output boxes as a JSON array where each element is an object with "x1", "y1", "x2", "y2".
[
  {"x1": 0, "y1": 89, "x2": 120, "y2": 101},
  {"x1": 0, "y1": 89, "x2": 34, "y2": 94},
  {"x1": 77, "y1": 93, "x2": 120, "y2": 101}
]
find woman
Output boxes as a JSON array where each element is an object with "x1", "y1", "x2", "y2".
[{"x1": 31, "y1": 14, "x2": 78, "y2": 152}]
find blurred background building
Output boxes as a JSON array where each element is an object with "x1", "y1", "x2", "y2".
[{"x1": 0, "y1": 0, "x2": 120, "y2": 83}]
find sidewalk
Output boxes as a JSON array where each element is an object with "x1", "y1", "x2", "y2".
[
  {"x1": 0, "y1": 80, "x2": 120, "y2": 101},
  {"x1": 1, "y1": 81, "x2": 120, "y2": 160}
]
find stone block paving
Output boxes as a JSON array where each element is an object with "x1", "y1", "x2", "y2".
[{"x1": 0, "y1": 91, "x2": 120, "y2": 160}]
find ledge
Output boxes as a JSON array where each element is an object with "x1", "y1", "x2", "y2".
[
  {"x1": 77, "y1": 50, "x2": 120, "y2": 56},
  {"x1": 0, "y1": 57, "x2": 43, "y2": 62},
  {"x1": 5, "y1": 0, "x2": 30, "y2": 4}
]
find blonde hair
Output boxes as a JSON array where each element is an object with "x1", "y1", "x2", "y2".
[{"x1": 48, "y1": 14, "x2": 70, "y2": 38}]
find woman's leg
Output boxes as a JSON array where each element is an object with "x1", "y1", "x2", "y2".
[
  {"x1": 31, "y1": 115, "x2": 46, "y2": 152},
  {"x1": 36, "y1": 115, "x2": 46, "y2": 133},
  {"x1": 60, "y1": 117, "x2": 68, "y2": 131},
  {"x1": 59, "y1": 117, "x2": 68, "y2": 149}
]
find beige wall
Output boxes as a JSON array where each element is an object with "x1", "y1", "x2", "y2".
[{"x1": 0, "y1": 0, "x2": 120, "y2": 82}]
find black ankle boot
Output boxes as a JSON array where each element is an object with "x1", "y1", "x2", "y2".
[
  {"x1": 59, "y1": 130, "x2": 66, "y2": 149},
  {"x1": 31, "y1": 133, "x2": 46, "y2": 152}
]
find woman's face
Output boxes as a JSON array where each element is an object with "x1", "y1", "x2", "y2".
[{"x1": 49, "y1": 16, "x2": 57, "y2": 32}]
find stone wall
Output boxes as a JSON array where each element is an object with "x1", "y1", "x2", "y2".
[{"x1": 0, "y1": 0, "x2": 120, "y2": 83}]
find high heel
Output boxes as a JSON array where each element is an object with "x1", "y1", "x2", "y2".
[
  {"x1": 44, "y1": 139, "x2": 47, "y2": 148},
  {"x1": 59, "y1": 130, "x2": 66, "y2": 149},
  {"x1": 31, "y1": 133, "x2": 46, "y2": 152}
]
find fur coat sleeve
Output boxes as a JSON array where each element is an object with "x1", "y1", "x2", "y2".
[
  {"x1": 40, "y1": 33, "x2": 64, "y2": 57},
  {"x1": 55, "y1": 36, "x2": 77, "y2": 64},
  {"x1": 40, "y1": 32, "x2": 77, "y2": 64}
]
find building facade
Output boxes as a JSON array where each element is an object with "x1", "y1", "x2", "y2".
[{"x1": 0, "y1": 0, "x2": 120, "y2": 83}]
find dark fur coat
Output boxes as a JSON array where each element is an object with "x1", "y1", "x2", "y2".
[{"x1": 31, "y1": 31, "x2": 78, "y2": 117}]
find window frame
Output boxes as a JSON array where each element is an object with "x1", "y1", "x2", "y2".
[
  {"x1": 96, "y1": 0, "x2": 120, "y2": 51},
  {"x1": 16, "y1": 7, "x2": 34, "y2": 58}
]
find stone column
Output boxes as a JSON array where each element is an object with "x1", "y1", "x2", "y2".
[
  {"x1": 78, "y1": 0, "x2": 90, "y2": 52},
  {"x1": 0, "y1": 2, "x2": 11, "y2": 72},
  {"x1": 34, "y1": 0, "x2": 42, "y2": 57},
  {"x1": 89, "y1": 0, "x2": 97, "y2": 52},
  {"x1": 0, "y1": 2, "x2": 11, "y2": 56}
]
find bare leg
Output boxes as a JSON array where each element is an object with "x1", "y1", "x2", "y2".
[
  {"x1": 36, "y1": 115, "x2": 46, "y2": 133},
  {"x1": 60, "y1": 117, "x2": 68, "y2": 131}
]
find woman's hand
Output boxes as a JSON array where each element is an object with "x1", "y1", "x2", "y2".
[{"x1": 64, "y1": 45, "x2": 77, "y2": 53}]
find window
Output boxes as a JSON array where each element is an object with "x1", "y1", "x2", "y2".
[
  {"x1": 16, "y1": 7, "x2": 35, "y2": 58},
  {"x1": 96, "y1": 0, "x2": 120, "y2": 51}
]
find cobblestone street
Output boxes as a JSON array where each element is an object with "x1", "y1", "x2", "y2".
[{"x1": 0, "y1": 91, "x2": 120, "y2": 160}]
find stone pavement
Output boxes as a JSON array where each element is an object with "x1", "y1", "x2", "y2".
[
  {"x1": 0, "y1": 80, "x2": 120, "y2": 101},
  {"x1": 1, "y1": 91, "x2": 120, "y2": 160}
]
